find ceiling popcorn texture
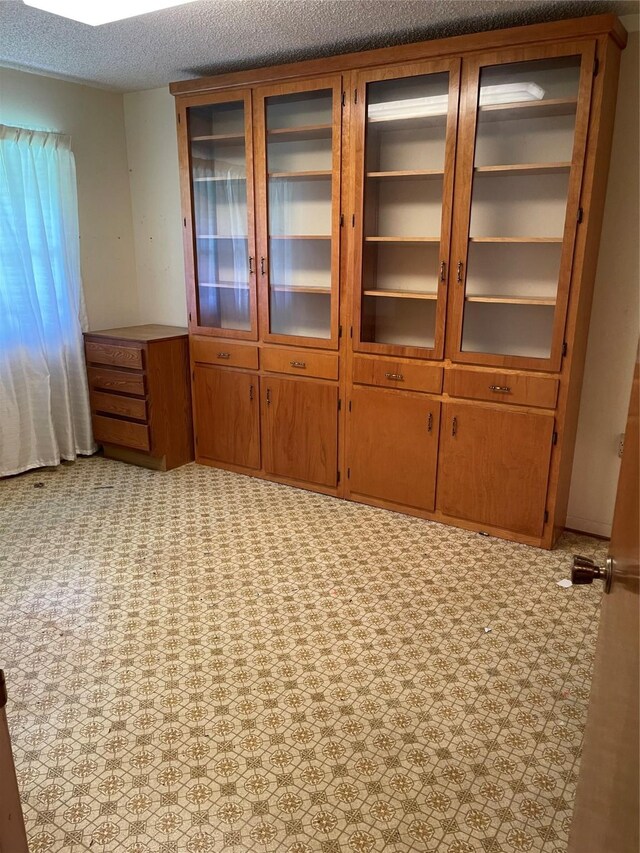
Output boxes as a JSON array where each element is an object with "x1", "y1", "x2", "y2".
[{"x1": 0, "y1": 0, "x2": 637, "y2": 92}]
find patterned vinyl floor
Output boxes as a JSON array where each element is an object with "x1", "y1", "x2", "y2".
[{"x1": 0, "y1": 457, "x2": 604, "y2": 853}]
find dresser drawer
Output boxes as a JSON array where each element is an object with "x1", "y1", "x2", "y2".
[
  {"x1": 261, "y1": 347, "x2": 339, "y2": 381},
  {"x1": 352, "y1": 356, "x2": 443, "y2": 394},
  {"x1": 445, "y1": 368, "x2": 559, "y2": 410},
  {"x1": 87, "y1": 366, "x2": 146, "y2": 397},
  {"x1": 190, "y1": 337, "x2": 259, "y2": 370},
  {"x1": 92, "y1": 414, "x2": 150, "y2": 451},
  {"x1": 85, "y1": 340, "x2": 144, "y2": 370},
  {"x1": 90, "y1": 391, "x2": 147, "y2": 422}
]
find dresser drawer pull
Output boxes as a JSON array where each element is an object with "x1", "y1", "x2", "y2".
[
  {"x1": 290, "y1": 361, "x2": 306, "y2": 369},
  {"x1": 217, "y1": 352, "x2": 231, "y2": 359},
  {"x1": 384, "y1": 372, "x2": 404, "y2": 381},
  {"x1": 489, "y1": 384, "x2": 511, "y2": 393}
]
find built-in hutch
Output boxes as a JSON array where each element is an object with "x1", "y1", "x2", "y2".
[{"x1": 171, "y1": 14, "x2": 626, "y2": 548}]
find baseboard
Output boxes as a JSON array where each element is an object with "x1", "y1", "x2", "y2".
[{"x1": 565, "y1": 516, "x2": 612, "y2": 539}]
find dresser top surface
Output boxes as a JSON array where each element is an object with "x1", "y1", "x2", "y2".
[{"x1": 85, "y1": 324, "x2": 188, "y2": 343}]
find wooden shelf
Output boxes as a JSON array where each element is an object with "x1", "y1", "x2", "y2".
[
  {"x1": 270, "y1": 234, "x2": 331, "y2": 240},
  {"x1": 199, "y1": 282, "x2": 250, "y2": 290},
  {"x1": 366, "y1": 170, "x2": 444, "y2": 180},
  {"x1": 469, "y1": 236, "x2": 564, "y2": 243},
  {"x1": 271, "y1": 285, "x2": 331, "y2": 294},
  {"x1": 364, "y1": 289, "x2": 438, "y2": 300},
  {"x1": 465, "y1": 294, "x2": 556, "y2": 306},
  {"x1": 474, "y1": 162, "x2": 571, "y2": 177},
  {"x1": 193, "y1": 175, "x2": 246, "y2": 182},
  {"x1": 196, "y1": 234, "x2": 248, "y2": 240},
  {"x1": 367, "y1": 113, "x2": 447, "y2": 130},
  {"x1": 478, "y1": 97, "x2": 578, "y2": 122},
  {"x1": 191, "y1": 133, "x2": 245, "y2": 143},
  {"x1": 268, "y1": 170, "x2": 332, "y2": 180},
  {"x1": 365, "y1": 236, "x2": 440, "y2": 243},
  {"x1": 267, "y1": 124, "x2": 332, "y2": 142}
]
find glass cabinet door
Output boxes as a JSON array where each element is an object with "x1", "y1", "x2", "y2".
[
  {"x1": 254, "y1": 78, "x2": 342, "y2": 348},
  {"x1": 352, "y1": 60, "x2": 460, "y2": 359},
  {"x1": 450, "y1": 43, "x2": 595, "y2": 369},
  {"x1": 185, "y1": 92, "x2": 257, "y2": 338}
]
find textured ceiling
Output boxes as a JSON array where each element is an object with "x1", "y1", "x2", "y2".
[{"x1": 0, "y1": 0, "x2": 637, "y2": 92}]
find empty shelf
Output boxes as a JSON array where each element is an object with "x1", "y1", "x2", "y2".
[{"x1": 364, "y1": 289, "x2": 438, "y2": 300}]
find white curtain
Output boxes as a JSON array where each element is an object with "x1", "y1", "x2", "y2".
[{"x1": 0, "y1": 125, "x2": 95, "y2": 477}]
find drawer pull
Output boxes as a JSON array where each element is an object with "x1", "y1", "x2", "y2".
[
  {"x1": 452, "y1": 416, "x2": 457, "y2": 437},
  {"x1": 427, "y1": 412, "x2": 433, "y2": 433},
  {"x1": 249, "y1": 384, "x2": 254, "y2": 401},
  {"x1": 489, "y1": 384, "x2": 511, "y2": 393},
  {"x1": 384, "y1": 372, "x2": 404, "y2": 381},
  {"x1": 457, "y1": 261, "x2": 464, "y2": 283},
  {"x1": 266, "y1": 388, "x2": 272, "y2": 405},
  {"x1": 290, "y1": 361, "x2": 307, "y2": 369},
  {"x1": 217, "y1": 352, "x2": 231, "y2": 359}
]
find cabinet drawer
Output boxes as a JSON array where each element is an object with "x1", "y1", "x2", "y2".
[
  {"x1": 262, "y1": 347, "x2": 339, "y2": 381},
  {"x1": 92, "y1": 414, "x2": 150, "y2": 451},
  {"x1": 352, "y1": 356, "x2": 443, "y2": 394},
  {"x1": 445, "y1": 368, "x2": 558, "y2": 409},
  {"x1": 191, "y1": 337, "x2": 259, "y2": 370},
  {"x1": 87, "y1": 366, "x2": 146, "y2": 397},
  {"x1": 85, "y1": 340, "x2": 144, "y2": 370},
  {"x1": 91, "y1": 391, "x2": 147, "y2": 422}
]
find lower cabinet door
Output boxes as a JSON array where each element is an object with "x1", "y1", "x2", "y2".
[
  {"x1": 192, "y1": 365, "x2": 260, "y2": 469},
  {"x1": 348, "y1": 386, "x2": 441, "y2": 511},
  {"x1": 437, "y1": 401, "x2": 554, "y2": 537},
  {"x1": 262, "y1": 376, "x2": 338, "y2": 487}
]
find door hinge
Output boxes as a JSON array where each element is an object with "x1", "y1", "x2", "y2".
[
  {"x1": 341, "y1": 91, "x2": 346, "y2": 107},
  {"x1": 350, "y1": 326, "x2": 353, "y2": 338},
  {"x1": 340, "y1": 214, "x2": 344, "y2": 227},
  {"x1": 553, "y1": 431, "x2": 558, "y2": 445},
  {"x1": 354, "y1": 89, "x2": 358, "y2": 104},
  {"x1": 347, "y1": 467, "x2": 350, "y2": 479},
  {"x1": 351, "y1": 214, "x2": 355, "y2": 227},
  {"x1": 183, "y1": 217, "x2": 187, "y2": 227},
  {"x1": 562, "y1": 341, "x2": 568, "y2": 357},
  {"x1": 348, "y1": 400, "x2": 352, "y2": 412},
  {"x1": 189, "y1": 312, "x2": 192, "y2": 323},
  {"x1": 337, "y1": 470, "x2": 341, "y2": 484},
  {"x1": 339, "y1": 324, "x2": 343, "y2": 338},
  {"x1": 544, "y1": 510, "x2": 549, "y2": 523},
  {"x1": 577, "y1": 207, "x2": 584, "y2": 224},
  {"x1": 594, "y1": 55, "x2": 599, "y2": 76},
  {"x1": 338, "y1": 398, "x2": 342, "y2": 411}
]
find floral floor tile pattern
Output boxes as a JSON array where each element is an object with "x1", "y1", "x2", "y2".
[{"x1": 0, "y1": 457, "x2": 604, "y2": 853}]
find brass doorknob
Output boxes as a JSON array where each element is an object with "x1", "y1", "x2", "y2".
[{"x1": 572, "y1": 555, "x2": 613, "y2": 593}]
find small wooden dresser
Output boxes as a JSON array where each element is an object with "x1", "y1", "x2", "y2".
[{"x1": 84, "y1": 325, "x2": 194, "y2": 470}]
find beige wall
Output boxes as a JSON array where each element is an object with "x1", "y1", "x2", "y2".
[
  {"x1": 0, "y1": 67, "x2": 140, "y2": 330},
  {"x1": 566, "y1": 28, "x2": 640, "y2": 537},
  {"x1": 123, "y1": 88, "x2": 187, "y2": 326}
]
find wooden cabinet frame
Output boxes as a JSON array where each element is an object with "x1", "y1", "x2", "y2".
[
  {"x1": 447, "y1": 40, "x2": 596, "y2": 371},
  {"x1": 172, "y1": 15, "x2": 627, "y2": 549},
  {"x1": 176, "y1": 88, "x2": 259, "y2": 340},
  {"x1": 253, "y1": 75, "x2": 343, "y2": 350},
  {"x1": 351, "y1": 58, "x2": 461, "y2": 360}
]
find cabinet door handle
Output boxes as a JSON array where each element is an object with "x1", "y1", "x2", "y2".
[
  {"x1": 260, "y1": 256, "x2": 266, "y2": 275},
  {"x1": 384, "y1": 372, "x2": 403, "y2": 381},
  {"x1": 427, "y1": 412, "x2": 433, "y2": 433},
  {"x1": 440, "y1": 261, "x2": 446, "y2": 282},
  {"x1": 248, "y1": 255, "x2": 254, "y2": 274},
  {"x1": 217, "y1": 352, "x2": 231, "y2": 359},
  {"x1": 249, "y1": 384, "x2": 254, "y2": 401},
  {"x1": 290, "y1": 361, "x2": 306, "y2": 369},
  {"x1": 452, "y1": 416, "x2": 457, "y2": 437},
  {"x1": 489, "y1": 385, "x2": 511, "y2": 393},
  {"x1": 266, "y1": 388, "x2": 271, "y2": 405},
  {"x1": 456, "y1": 261, "x2": 464, "y2": 283}
]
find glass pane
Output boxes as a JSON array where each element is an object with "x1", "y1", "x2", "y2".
[
  {"x1": 266, "y1": 90, "x2": 333, "y2": 340},
  {"x1": 361, "y1": 72, "x2": 449, "y2": 349},
  {"x1": 462, "y1": 56, "x2": 581, "y2": 359},
  {"x1": 189, "y1": 102, "x2": 251, "y2": 331}
]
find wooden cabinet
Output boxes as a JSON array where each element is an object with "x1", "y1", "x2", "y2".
[
  {"x1": 262, "y1": 376, "x2": 339, "y2": 487},
  {"x1": 348, "y1": 387, "x2": 440, "y2": 510},
  {"x1": 437, "y1": 402, "x2": 555, "y2": 537},
  {"x1": 173, "y1": 14, "x2": 626, "y2": 547},
  {"x1": 193, "y1": 365, "x2": 260, "y2": 469},
  {"x1": 84, "y1": 325, "x2": 194, "y2": 471}
]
